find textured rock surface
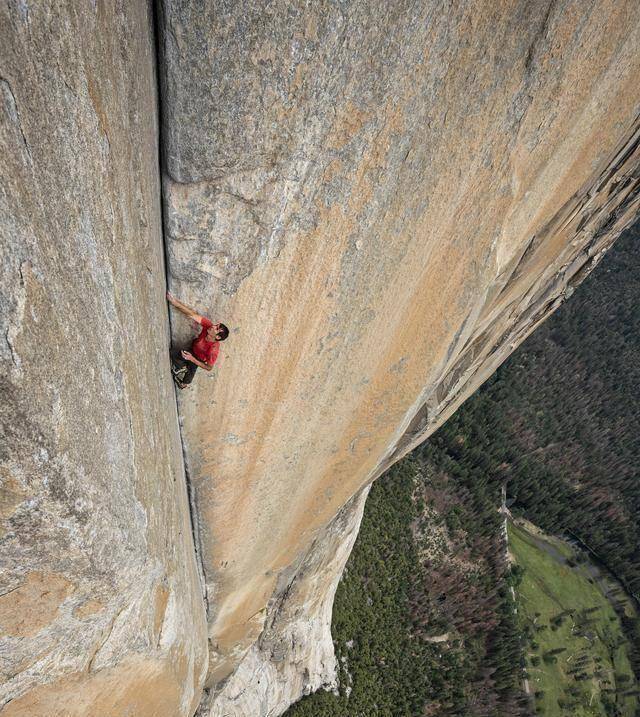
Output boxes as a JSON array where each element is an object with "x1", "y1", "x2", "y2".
[
  {"x1": 0, "y1": 3, "x2": 207, "y2": 715},
  {"x1": 2, "y1": 1, "x2": 640, "y2": 716},
  {"x1": 198, "y1": 488, "x2": 369, "y2": 717},
  {"x1": 158, "y1": 1, "x2": 640, "y2": 714}
]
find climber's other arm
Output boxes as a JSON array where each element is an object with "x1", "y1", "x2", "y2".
[{"x1": 167, "y1": 292, "x2": 208, "y2": 325}]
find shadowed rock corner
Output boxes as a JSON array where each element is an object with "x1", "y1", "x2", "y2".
[{"x1": 0, "y1": 2, "x2": 207, "y2": 715}]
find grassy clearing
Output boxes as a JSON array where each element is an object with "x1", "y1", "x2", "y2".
[{"x1": 508, "y1": 522, "x2": 638, "y2": 717}]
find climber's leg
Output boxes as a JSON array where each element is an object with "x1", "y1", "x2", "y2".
[{"x1": 171, "y1": 347, "x2": 198, "y2": 388}]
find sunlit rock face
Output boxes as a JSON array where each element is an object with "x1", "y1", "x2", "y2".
[
  {"x1": 2, "y1": 1, "x2": 639, "y2": 716},
  {"x1": 158, "y1": 1, "x2": 640, "y2": 715},
  {"x1": 0, "y1": 3, "x2": 207, "y2": 715}
]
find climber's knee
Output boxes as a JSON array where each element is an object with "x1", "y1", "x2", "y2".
[{"x1": 171, "y1": 348, "x2": 198, "y2": 388}]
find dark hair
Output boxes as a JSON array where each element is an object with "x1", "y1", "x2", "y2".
[{"x1": 216, "y1": 323, "x2": 229, "y2": 341}]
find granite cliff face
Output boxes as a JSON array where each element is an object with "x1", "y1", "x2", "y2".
[
  {"x1": 0, "y1": 4, "x2": 206, "y2": 715},
  {"x1": 1, "y1": 1, "x2": 639, "y2": 715},
  {"x1": 158, "y1": 1, "x2": 640, "y2": 714}
]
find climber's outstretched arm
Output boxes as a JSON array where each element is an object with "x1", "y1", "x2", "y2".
[{"x1": 167, "y1": 291, "x2": 207, "y2": 325}]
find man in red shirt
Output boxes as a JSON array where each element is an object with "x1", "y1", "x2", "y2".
[{"x1": 167, "y1": 292, "x2": 229, "y2": 389}]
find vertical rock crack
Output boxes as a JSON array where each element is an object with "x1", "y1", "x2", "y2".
[{"x1": 150, "y1": 0, "x2": 209, "y2": 612}]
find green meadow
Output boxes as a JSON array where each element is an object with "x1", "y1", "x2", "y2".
[{"x1": 508, "y1": 522, "x2": 638, "y2": 717}]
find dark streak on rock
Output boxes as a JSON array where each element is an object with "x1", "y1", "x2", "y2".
[
  {"x1": 523, "y1": 0, "x2": 557, "y2": 76},
  {"x1": 0, "y1": 76, "x2": 32, "y2": 162}
]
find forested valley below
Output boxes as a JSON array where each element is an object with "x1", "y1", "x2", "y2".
[{"x1": 285, "y1": 222, "x2": 640, "y2": 717}]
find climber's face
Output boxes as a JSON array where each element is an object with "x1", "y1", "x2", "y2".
[{"x1": 207, "y1": 324, "x2": 222, "y2": 341}]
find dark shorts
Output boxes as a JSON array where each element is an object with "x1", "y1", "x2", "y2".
[{"x1": 171, "y1": 347, "x2": 197, "y2": 388}]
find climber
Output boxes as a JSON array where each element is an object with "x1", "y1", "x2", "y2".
[{"x1": 166, "y1": 291, "x2": 229, "y2": 389}]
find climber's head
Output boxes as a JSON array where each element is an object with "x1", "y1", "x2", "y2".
[{"x1": 208, "y1": 323, "x2": 229, "y2": 342}]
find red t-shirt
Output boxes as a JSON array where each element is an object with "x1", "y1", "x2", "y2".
[{"x1": 191, "y1": 317, "x2": 220, "y2": 367}]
